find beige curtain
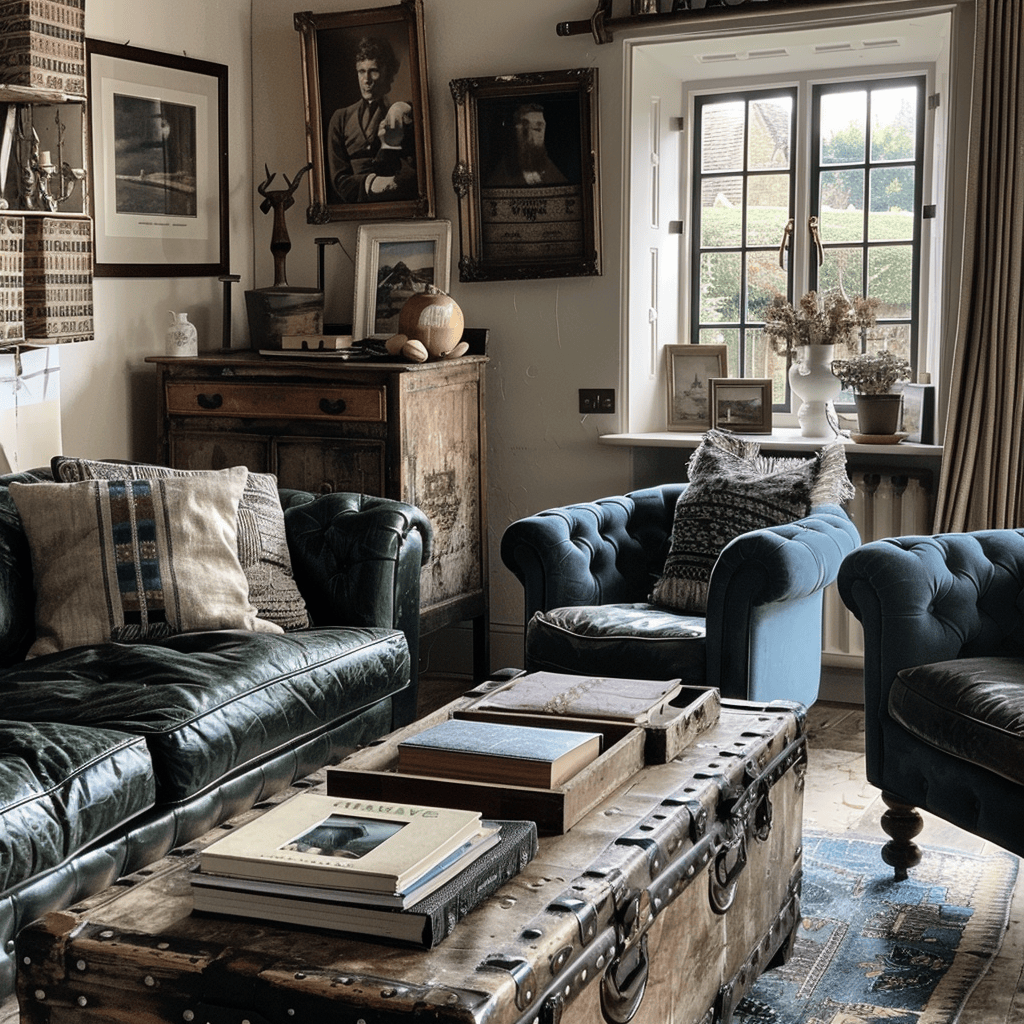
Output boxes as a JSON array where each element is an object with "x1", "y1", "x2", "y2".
[{"x1": 935, "y1": 0, "x2": 1024, "y2": 531}]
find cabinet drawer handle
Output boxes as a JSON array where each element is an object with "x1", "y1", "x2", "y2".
[
  {"x1": 196, "y1": 393, "x2": 223, "y2": 410},
  {"x1": 319, "y1": 397, "x2": 347, "y2": 415}
]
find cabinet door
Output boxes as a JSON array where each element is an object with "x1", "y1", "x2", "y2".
[
  {"x1": 169, "y1": 431, "x2": 273, "y2": 474},
  {"x1": 274, "y1": 438, "x2": 386, "y2": 495}
]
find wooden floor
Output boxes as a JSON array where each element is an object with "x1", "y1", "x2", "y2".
[{"x1": 3, "y1": 687, "x2": 1021, "y2": 1023}]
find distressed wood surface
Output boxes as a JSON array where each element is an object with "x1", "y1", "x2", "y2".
[{"x1": 17, "y1": 701, "x2": 804, "y2": 1024}]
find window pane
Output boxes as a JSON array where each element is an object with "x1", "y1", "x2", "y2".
[
  {"x1": 819, "y1": 169, "x2": 864, "y2": 240},
  {"x1": 818, "y1": 246, "x2": 864, "y2": 298},
  {"x1": 870, "y1": 86, "x2": 917, "y2": 163},
  {"x1": 746, "y1": 251, "x2": 786, "y2": 322},
  {"x1": 866, "y1": 322, "x2": 912, "y2": 363},
  {"x1": 699, "y1": 328, "x2": 739, "y2": 375},
  {"x1": 701, "y1": 178, "x2": 743, "y2": 246},
  {"x1": 746, "y1": 174, "x2": 791, "y2": 245},
  {"x1": 700, "y1": 251, "x2": 742, "y2": 323},
  {"x1": 748, "y1": 96, "x2": 792, "y2": 171},
  {"x1": 747, "y1": 328, "x2": 788, "y2": 402},
  {"x1": 869, "y1": 167, "x2": 915, "y2": 238},
  {"x1": 820, "y1": 90, "x2": 866, "y2": 165},
  {"x1": 701, "y1": 101, "x2": 745, "y2": 173},
  {"x1": 868, "y1": 245, "x2": 913, "y2": 317}
]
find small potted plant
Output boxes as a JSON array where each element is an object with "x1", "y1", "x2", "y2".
[{"x1": 830, "y1": 349, "x2": 913, "y2": 436}]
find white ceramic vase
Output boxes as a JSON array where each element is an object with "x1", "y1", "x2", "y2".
[
  {"x1": 166, "y1": 311, "x2": 198, "y2": 357},
  {"x1": 788, "y1": 343, "x2": 841, "y2": 438}
]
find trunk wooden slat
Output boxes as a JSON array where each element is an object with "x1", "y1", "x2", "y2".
[{"x1": 17, "y1": 698, "x2": 805, "y2": 1024}]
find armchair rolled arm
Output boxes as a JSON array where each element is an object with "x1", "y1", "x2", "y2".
[
  {"x1": 707, "y1": 505, "x2": 860, "y2": 704},
  {"x1": 838, "y1": 529, "x2": 1024, "y2": 721}
]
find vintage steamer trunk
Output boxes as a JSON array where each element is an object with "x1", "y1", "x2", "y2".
[{"x1": 17, "y1": 699, "x2": 806, "y2": 1024}]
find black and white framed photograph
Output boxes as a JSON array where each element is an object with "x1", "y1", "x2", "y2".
[
  {"x1": 352, "y1": 220, "x2": 451, "y2": 341},
  {"x1": 450, "y1": 67, "x2": 601, "y2": 282},
  {"x1": 710, "y1": 378, "x2": 774, "y2": 434},
  {"x1": 87, "y1": 39, "x2": 228, "y2": 277},
  {"x1": 901, "y1": 382, "x2": 936, "y2": 444},
  {"x1": 294, "y1": 2, "x2": 433, "y2": 224},
  {"x1": 665, "y1": 344, "x2": 728, "y2": 431}
]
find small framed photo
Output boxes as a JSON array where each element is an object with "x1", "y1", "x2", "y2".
[
  {"x1": 352, "y1": 220, "x2": 452, "y2": 341},
  {"x1": 665, "y1": 344, "x2": 728, "y2": 431},
  {"x1": 710, "y1": 378, "x2": 774, "y2": 434},
  {"x1": 294, "y1": 2, "x2": 433, "y2": 224},
  {"x1": 449, "y1": 67, "x2": 601, "y2": 282},
  {"x1": 87, "y1": 39, "x2": 228, "y2": 277},
  {"x1": 901, "y1": 383, "x2": 936, "y2": 444}
]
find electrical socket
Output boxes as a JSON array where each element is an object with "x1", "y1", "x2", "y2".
[{"x1": 579, "y1": 388, "x2": 616, "y2": 414}]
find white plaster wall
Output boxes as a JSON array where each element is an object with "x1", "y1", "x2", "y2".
[
  {"x1": 251, "y1": 0, "x2": 634, "y2": 672},
  {"x1": 64, "y1": 2, "x2": 254, "y2": 463}
]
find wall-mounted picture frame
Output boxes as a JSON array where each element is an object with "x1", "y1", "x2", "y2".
[
  {"x1": 352, "y1": 219, "x2": 452, "y2": 341},
  {"x1": 709, "y1": 378, "x2": 774, "y2": 434},
  {"x1": 901, "y1": 382, "x2": 936, "y2": 444},
  {"x1": 87, "y1": 39, "x2": 228, "y2": 277},
  {"x1": 294, "y1": 2, "x2": 434, "y2": 224},
  {"x1": 665, "y1": 344, "x2": 728, "y2": 431},
  {"x1": 449, "y1": 67, "x2": 601, "y2": 282}
]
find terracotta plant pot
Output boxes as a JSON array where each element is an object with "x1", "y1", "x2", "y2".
[{"x1": 854, "y1": 393, "x2": 903, "y2": 435}]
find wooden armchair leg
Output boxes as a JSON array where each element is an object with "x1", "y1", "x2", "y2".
[{"x1": 879, "y1": 792, "x2": 924, "y2": 880}]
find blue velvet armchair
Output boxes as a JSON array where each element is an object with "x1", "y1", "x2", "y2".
[
  {"x1": 838, "y1": 530, "x2": 1024, "y2": 877},
  {"x1": 500, "y1": 484, "x2": 860, "y2": 708}
]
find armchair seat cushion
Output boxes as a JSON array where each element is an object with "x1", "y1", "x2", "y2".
[
  {"x1": 526, "y1": 602, "x2": 707, "y2": 683},
  {"x1": 889, "y1": 656, "x2": 1024, "y2": 786},
  {"x1": 0, "y1": 626, "x2": 410, "y2": 804}
]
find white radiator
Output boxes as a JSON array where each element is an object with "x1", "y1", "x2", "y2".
[{"x1": 823, "y1": 470, "x2": 935, "y2": 664}]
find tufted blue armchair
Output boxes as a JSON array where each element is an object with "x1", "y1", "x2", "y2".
[
  {"x1": 500, "y1": 484, "x2": 859, "y2": 708},
  {"x1": 838, "y1": 530, "x2": 1024, "y2": 877}
]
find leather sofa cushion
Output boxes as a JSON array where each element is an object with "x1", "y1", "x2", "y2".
[
  {"x1": 889, "y1": 656, "x2": 1024, "y2": 786},
  {"x1": 0, "y1": 719, "x2": 155, "y2": 891},
  {"x1": 526, "y1": 603, "x2": 707, "y2": 684},
  {"x1": 0, "y1": 627, "x2": 409, "y2": 804}
]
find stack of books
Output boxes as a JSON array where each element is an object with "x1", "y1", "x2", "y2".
[{"x1": 191, "y1": 793, "x2": 537, "y2": 948}]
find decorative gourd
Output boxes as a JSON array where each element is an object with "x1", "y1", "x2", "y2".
[{"x1": 385, "y1": 287, "x2": 467, "y2": 362}]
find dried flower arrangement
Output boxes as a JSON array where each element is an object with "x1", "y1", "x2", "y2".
[
  {"x1": 762, "y1": 290, "x2": 879, "y2": 358},
  {"x1": 831, "y1": 349, "x2": 913, "y2": 395}
]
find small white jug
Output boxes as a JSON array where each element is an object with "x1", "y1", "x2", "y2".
[{"x1": 166, "y1": 311, "x2": 198, "y2": 357}]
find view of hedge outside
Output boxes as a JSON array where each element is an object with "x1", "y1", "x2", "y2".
[{"x1": 693, "y1": 79, "x2": 922, "y2": 408}]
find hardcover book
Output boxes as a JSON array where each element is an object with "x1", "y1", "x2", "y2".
[
  {"x1": 198, "y1": 793, "x2": 484, "y2": 894},
  {"x1": 191, "y1": 819, "x2": 539, "y2": 948},
  {"x1": 396, "y1": 718, "x2": 602, "y2": 788}
]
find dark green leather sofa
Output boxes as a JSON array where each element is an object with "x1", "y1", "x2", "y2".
[{"x1": 0, "y1": 470, "x2": 432, "y2": 999}]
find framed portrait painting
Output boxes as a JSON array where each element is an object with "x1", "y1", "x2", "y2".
[
  {"x1": 709, "y1": 378, "x2": 774, "y2": 434},
  {"x1": 665, "y1": 344, "x2": 728, "y2": 431},
  {"x1": 87, "y1": 39, "x2": 228, "y2": 277},
  {"x1": 294, "y1": 2, "x2": 434, "y2": 224},
  {"x1": 449, "y1": 67, "x2": 601, "y2": 282},
  {"x1": 352, "y1": 220, "x2": 451, "y2": 341}
]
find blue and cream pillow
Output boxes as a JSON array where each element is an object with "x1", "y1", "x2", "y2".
[
  {"x1": 9, "y1": 466, "x2": 283, "y2": 657},
  {"x1": 651, "y1": 429, "x2": 854, "y2": 615}
]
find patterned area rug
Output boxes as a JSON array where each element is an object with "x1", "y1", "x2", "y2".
[{"x1": 736, "y1": 831, "x2": 1019, "y2": 1024}]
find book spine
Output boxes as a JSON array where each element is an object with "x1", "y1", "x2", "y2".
[{"x1": 418, "y1": 819, "x2": 538, "y2": 947}]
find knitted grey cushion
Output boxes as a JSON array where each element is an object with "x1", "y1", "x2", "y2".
[{"x1": 651, "y1": 429, "x2": 853, "y2": 615}]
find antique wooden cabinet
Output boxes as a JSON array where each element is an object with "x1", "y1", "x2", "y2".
[{"x1": 147, "y1": 351, "x2": 489, "y2": 678}]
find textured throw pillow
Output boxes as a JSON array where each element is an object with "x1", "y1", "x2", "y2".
[
  {"x1": 51, "y1": 457, "x2": 310, "y2": 630},
  {"x1": 10, "y1": 467, "x2": 284, "y2": 658},
  {"x1": 650, "y1": 429, "x2": 854, "y2": 615}
]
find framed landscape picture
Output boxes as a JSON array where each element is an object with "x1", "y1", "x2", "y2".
[
  {"x1": 710, "y1": 378, "x2": 774, "y2": 434},
  {"x1": 665, "y1": 344, "x2": 728, "y2": 431},
  {"x1": 352, "y1": 220, "x2": 451, "y2": 341},
  {"x1": 450, "y1": 67, "x2": 601, "y2": 282},
  {"x1": 294, "y1": 1, "x2": 434, "y2": 224},
  {"x1": 87, "y1": 39, "x2": 228, "y2": 277},
  {"x1": 901, "y1": 382, "x2": 936, "y2": 444}
]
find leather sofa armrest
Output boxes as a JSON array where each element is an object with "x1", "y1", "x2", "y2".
[
  {"x1": 838, "y1": 529, "x2": 1024, "y2": 725},
  {"x1": 707, "y1": 505, "x2": 860, "y2": 705}
]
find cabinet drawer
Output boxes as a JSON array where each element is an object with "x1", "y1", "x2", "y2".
[{"x1": 165, "y1": 382, "x2": 385, "y2": 423}]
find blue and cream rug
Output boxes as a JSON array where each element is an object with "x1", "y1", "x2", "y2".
[{"x1": 736, "y1": 831, "x2": 1019, "y2": 1024}]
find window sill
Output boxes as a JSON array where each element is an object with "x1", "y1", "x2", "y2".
[{"x1": 599, "y1": 427, "x2": 943, "y2": 458}]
